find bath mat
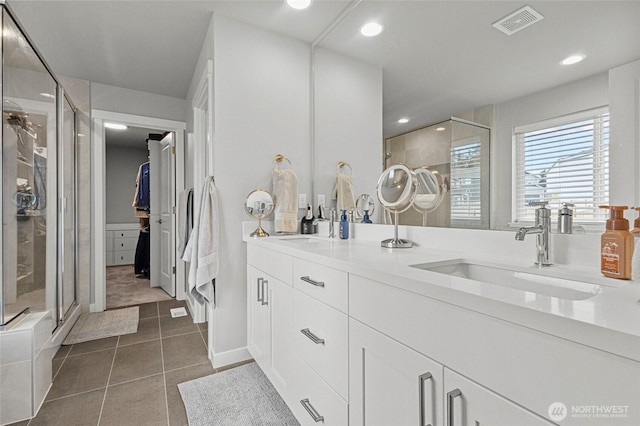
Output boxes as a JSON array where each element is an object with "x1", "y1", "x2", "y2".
[
  {"x1": 62, "y1": 307, "x2": 139, "y2": 345},
  {"x1": 178, "y1": 362, "x2": 299, "y2": 426}
]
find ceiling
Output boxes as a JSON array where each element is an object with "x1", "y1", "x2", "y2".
[
  {"x1": 105, "y1": 125, "x2": 165, "y2": 149},
  {"x1": 7, "y1": 0, "x2": 640, "y2": 137}
]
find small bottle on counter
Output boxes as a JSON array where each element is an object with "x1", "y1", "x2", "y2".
[
  {"x1": 631, "y1": 207, "x2": 640, "y2": 281},
  {"x1": 600, "y1": 205, "x2": 633, "y2": 280},
  {"x1": 301, "y1": 203, "x2": 315, "y2": 234},
  {"x1": 362, "y1": 209, "x2": 372, "y2": 223},
  {"x1": 557, "y1": 203, "x2": 574, "y2": 234},
  {"x1": 339, "y1": 209, "x2": 349, "y2": 239}
]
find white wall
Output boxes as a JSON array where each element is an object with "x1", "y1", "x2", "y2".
[
  {"x1": 313, "y1": 48, "x2": 383, "y2": 216},
  {"x1": 186, "y1": 14, "x2": 311, "y2": 363},
  {"x1": 493, "y1": 73, "x2": 609, "y2": 229},
  {"x1": 105, "y1": 145, "x2": 148, "y2": 224},
  {"x1": 91, "y1": 82, "x2": 187, "y2": 122}
]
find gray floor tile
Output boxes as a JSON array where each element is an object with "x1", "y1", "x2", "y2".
[
  {"x1": 68, "y1": 336, "x2": 119, "y2": 356},
  {"x1": 109, "y1": 340, "x2": 163, "y2": 385},
  {"x1": 46, "y1": 348, "x2": 114, "y2": 401},
  {"x1": 164, "y1": 362, "x2": 215, "y2": 426},
  {"x1": 197, "y1": 321, "x2": 207, "y2": 330},
  {"x1": 158, "y1": 299, "x2": 187, "y2": 316},
  {"x1": 159, "y1": 314, "x2": 198, "y2": 338},
  {"x1": 138, "y1": 301, "x2": 159, "y2": 319},
  {"x1": 52, "y1": 357, "x2": 64, "y2": 381},
  {"x1": 100, "y1": 374, "x2": 168, "y2": 426},
  {"x1": 29, "y1": 388, "x2": 104, "y2": 426},
  {"x1": 118, "y1": 317, "x2": 160, "y2": 347},
  {"x1": 53, "y1": 345, "x2": 71, "y2": 359},
  {"x1": 200, "y1": 328, "x2": 208, "y2": 347},
  {"x1": 162, "y1": 332, "x2": 208, "y2": 372}
]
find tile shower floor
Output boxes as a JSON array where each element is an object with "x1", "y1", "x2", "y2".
[{"x1": 10, "y1": 300, "x2": 252, "y2": 426}]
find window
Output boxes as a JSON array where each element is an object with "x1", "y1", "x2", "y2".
[{"x1": 513, "y1": 107, "x2": 609, "y2": 223}]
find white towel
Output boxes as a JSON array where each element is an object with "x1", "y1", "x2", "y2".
[
  {"x1": 182, "y1": 177, "x2": 218, "y2": 305},
  {"x1": 273, "y1": 169, "x2": 298, "y2": 233},
  {"x1": 332, "y1": 172, "x2": 356, "y2": 212}
]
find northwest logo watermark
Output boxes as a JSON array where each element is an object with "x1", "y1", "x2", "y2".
[{"x1": 548, "y1": 402, "x2": 629, "y2": 421}]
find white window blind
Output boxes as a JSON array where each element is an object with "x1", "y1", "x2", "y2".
[
  {"x1": 513, "y1": 108, "x2": 609, "y2": 223},
  {"x1": 451, "y1": 142, "x2": 482, "y2": 220}
]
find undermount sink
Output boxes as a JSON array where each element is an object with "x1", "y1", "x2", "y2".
[{"x1": 410, "y1": 259, "x2": 604, "y2": 300}]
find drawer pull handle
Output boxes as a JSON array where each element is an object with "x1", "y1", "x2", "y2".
[
  {"x1": 257, "y1": 278, "x2": 263, "y2": 303},
  {"x1": 300, "y1": 276, "x2": 325, "y2": 287},
  {"x1": 300, "y1": 398, "x2": 324, "y2": 423},
  {"x1": 419, "y1": 372, "x2": 433, "y2": 426},
  {"x1": 261, "y1": 280, "x2": 269, "y2": 306},
  {"x1": 300, "y1": 328, "x2": 325, "y2": 344},
  {"x1": 446, "y1": 388, "x2": 462, "y2": 426}
]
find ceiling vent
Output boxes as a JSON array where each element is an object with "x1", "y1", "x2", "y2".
[{"x1": 492, "y1": 5, "x2": 544, "y2": 36}]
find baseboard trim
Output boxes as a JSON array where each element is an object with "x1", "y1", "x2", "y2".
[{"x1": 209, "y1": 346, "x2": 252, "y2": 369}]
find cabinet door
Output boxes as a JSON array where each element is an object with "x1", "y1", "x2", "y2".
[
  {"x1": 444, "y1": 368, "x2": 553, "y2": 426},
  {"x1": 350, "y1": 319, "x2": 444, "y2": 426},
  {"x1": 247, "y1": 265, "x2": 270, "y2": 369},
  {"x1": 268, "y1": 277, "x2": 293, "y2": 394}
]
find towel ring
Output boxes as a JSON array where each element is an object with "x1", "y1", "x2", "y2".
[
  {"x1": 337, "y1": 161, "x2": 352, "y2": 175},
  {"x1": 273, "y1": 154, "x2": 293, "y2": 170}
]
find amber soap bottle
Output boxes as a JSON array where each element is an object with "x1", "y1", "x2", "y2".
[{"x1": 600, "y1": 205, "x2": 633, "y2": 279}]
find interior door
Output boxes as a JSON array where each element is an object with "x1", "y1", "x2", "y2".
[{"x1": 149, "y1": 133, "x2": 175, "y2": 297}]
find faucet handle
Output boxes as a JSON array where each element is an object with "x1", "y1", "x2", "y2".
[{"x1": 527, "y1": 201, "x2": 548, "y2": 208}]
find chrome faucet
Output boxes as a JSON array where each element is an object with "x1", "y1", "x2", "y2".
[
  {"x1": 515, "y1": 201, "x2": 552, "y2": 266},
  {"x1": 328, "y1": 208, "x2": 337, "y2": 238}
]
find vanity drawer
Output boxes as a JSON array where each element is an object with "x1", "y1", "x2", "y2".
[
  {"x1": 247, "y1": 244, "x2": 292, "y2": 285},
  {"x1": 293, "y1": 258, "x2": 348, "y2": 313},
  {"x1": 113, "y1": 250, "x2": 135, "y2": 265},
  {"x1": 113, "y1": 229, "x2": 139, "y2": 239},
  {"x1": 293, "y1": 289, "x2": 348, "y2": 399},
  {"x1": 289, "y1": 354, "x2": 348, "y2": 426},
  {"x1": 113, "y1": 237, "x2": 138, "y2": 252}
]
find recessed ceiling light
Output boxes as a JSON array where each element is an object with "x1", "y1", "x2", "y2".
[
  {"x1": 40, "y1": 92, "x2": 55, "y2": 99},
  {"x1": 105, "y1": 122, "x2": 128, "y2": 130},
  {"x1": 436, "y1": 127, "x2": 446, "y2": 132},
  {"x1": 286, "y1": 0, "x2": 311, "y2": 10},
  {"x1": 360, "y1": 22, "x2": 383, "y2": 37},
  {"x1": 398, "y1": 118, "x2": 409, "y2": 124},
  {"x1": 561, "y1": 54, "x2": 586, "y2": 66}
]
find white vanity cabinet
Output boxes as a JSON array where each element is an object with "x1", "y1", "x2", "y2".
[
  {"x1": 349, "y1": 318, "x2": 444, "y2": 426},
  {"x1": 444, "y1": 368, "x2": 553, "y2": 426},
  {"x1": 246, "y1": 245, "x2": 293, "y2": 395}
]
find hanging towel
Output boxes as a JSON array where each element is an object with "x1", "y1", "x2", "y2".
[
  {"x1": 332, "y1": 172, "x2": 356, "y2": 212},
  {"x1": 177, "y1": 188, "x2": 194, "y2": 258},
  {"x1": 182, "y1": 177, "x2": 218, "y2": 305},
  {"x1": 272, "y1": 169, "x2": 298, "y2": 233}
]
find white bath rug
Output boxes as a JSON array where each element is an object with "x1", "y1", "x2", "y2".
[{"x1": 62, "y1": 306, "x2": 139, "y2": 345}]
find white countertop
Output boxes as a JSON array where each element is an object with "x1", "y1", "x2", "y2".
[{"x1": 244, "y1": 223, "x2": 640, "y2": 362}]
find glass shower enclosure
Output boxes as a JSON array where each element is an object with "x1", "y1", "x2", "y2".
[{"x1": 1, "y1": 5, "x2": 78, "y2": 330}]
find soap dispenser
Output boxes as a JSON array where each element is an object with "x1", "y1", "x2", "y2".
[
  {"x1": 631, "y1": 207, "x2": 640, "y2": 281},
  {"x1": 339, "y1": 209, "x2": 349, "y2": 239},
  {"x1": 361, "y1": 209, "x2": 372, "y2": 224},
  {"x1": 301, "y1": 203, "x2": 315, "y2": 234},
  {"x1": 600, "y1": 205, "x2": 633, "y2": 279},
  {"x1": 557, "y1": 203, "x2": 574, "y2": 234}
]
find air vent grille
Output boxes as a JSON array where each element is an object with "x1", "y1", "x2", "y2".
[{"x1": 493, "y1": 5, "x2": 544, "y2": 35}]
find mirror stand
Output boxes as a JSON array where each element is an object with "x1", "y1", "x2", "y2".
[
  {"x1": 381, "y1": 210, "x2": 413, "y2": 248},
  {"x1": 250, "y1": 219, "x2": 269, "y2": 238}
]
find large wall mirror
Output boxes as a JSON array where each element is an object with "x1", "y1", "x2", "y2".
[{"x1": 313, "y1": 1, "x2": 640, "y2": 230}]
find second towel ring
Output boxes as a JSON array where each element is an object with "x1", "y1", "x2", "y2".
[
  {"x1": 273, "y1": 154, "x2": 293, "y2": 170},
  {"x1": 337, "y1": 161, "x2": 352, "y2": 175}
]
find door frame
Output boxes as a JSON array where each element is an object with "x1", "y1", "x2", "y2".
[{"x1": 91, "y1": 110, "x2": 185, "y2": 312}]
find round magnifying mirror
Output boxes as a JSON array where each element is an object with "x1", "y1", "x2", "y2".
[
  {"x1": 413, "y1": 167, "x2": 445, "y2": 213},
  {"x1": 355, "y1": 194, "x2": 375, "y2": 220},
  {"x1": 376, "y1": 164, "x2": 416, "y2": 248},
  {"x1": 245, "y1": 189, "x2": 275, "y2": 237},
  {"x1": 376, "y1": 164, "x2": 415, "y2": 213}
]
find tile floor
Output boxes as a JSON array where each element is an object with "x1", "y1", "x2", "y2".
[{"x1": 10, "y1": 299, "x2": 252, "y2": 426}]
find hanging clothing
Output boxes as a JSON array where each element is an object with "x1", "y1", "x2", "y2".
[
  {"x1": 134, "y1": 218, "x2": 150, "y2": 276},
  {"x1": 182, "y1": 177, "x2": 218, "y2": 305},
  {"x1": 132, "y1": 162, "x2": 150, "y2": 213}
]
